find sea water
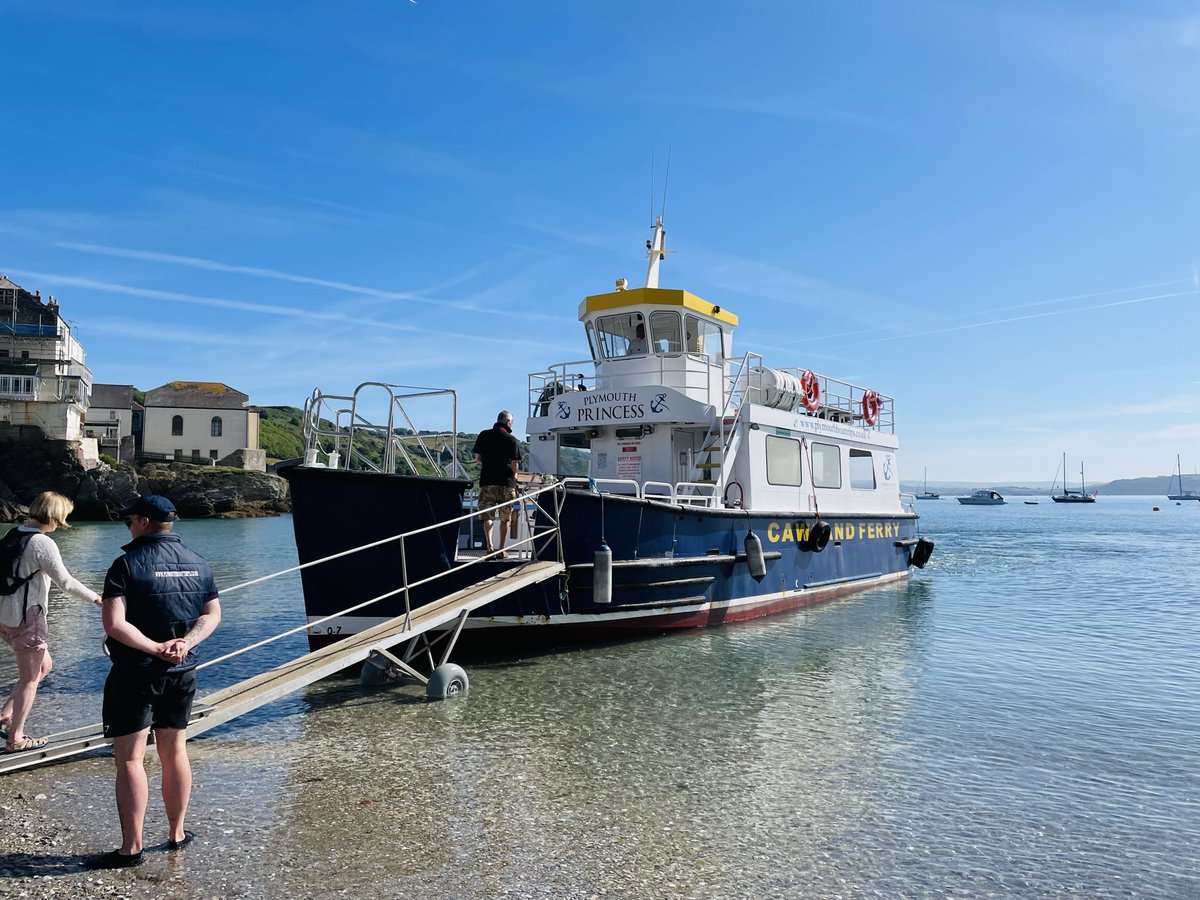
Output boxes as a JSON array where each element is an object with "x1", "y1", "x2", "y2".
[{"x1": 1, "y1": 499, "x2": 1197, "y2": 897}]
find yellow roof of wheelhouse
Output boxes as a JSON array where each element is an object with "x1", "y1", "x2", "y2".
[{"x1": 578, "y1": 286, "x2": 739, "y2": 326}]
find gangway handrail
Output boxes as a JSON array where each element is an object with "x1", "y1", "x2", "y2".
[
  {"x1": 195, "y1": 479, "x2": 566, "y2": 673},
  {"x1": 0, "y1": 560, "x2": 568, "y2": 775}
]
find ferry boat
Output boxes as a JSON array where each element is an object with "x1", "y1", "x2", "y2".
[{"x1": 281, "y1": 218, "x2": 935, "y2": 651}]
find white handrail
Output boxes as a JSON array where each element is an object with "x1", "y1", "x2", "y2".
[{"x1": 196, "y1": 481, "x2": 565, "y2": 672}]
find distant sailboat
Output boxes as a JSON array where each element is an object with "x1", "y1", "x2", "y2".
[
  {"x1": 1050, "y1": 452, "x2": 1096, "y2": 504},
  {"x1": 916, "y1": 467, "x2": 940, "y2": 500},
  {"x1": 1167, "y1": 454, "x2": 1200, "y2": 501}
]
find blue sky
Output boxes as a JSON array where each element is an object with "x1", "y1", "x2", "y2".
[{"x1": 2, "y1": 1, "x2": 1198, "y2": 483}]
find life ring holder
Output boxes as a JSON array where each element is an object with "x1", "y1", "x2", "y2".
[
  {"x1": 799, "y1": 370, "x2": 821, "y2": 412},
  {"x1": 724, "y1": 480, "x2": 744, "y2": 509},
  {"x1": 861, "y1": 390, "x2": 879, "y2": 427}
]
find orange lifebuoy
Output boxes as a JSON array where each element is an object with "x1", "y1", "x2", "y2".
[
  {"x1": 799, "y1": 369, "x2": 821, "y2": 411},
  {"x1": 861, "y1": 390, "x2": 879, "y2": 426}
]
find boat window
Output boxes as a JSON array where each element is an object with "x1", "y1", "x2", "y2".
[
  {"x1": 766, "y1": 435, "x2": 802, "y2": 486},
  {"x1": 585, "y1": 321, "x2": 598, "y2": 362},
  {"x1": 558, "y1": 431, "x2": 591, "y2": 476},
  {"x1": 594, "y1": 312, "x2": 648, "y2": 358},
  {"x1": 811, "y1": 442, "x2": 842, "y2": 489},
  {"x1": 649, "y1": 311, "x2": 683, "y2": 353},
  {"x1": 684, "y1": 315, "x2": 724, "y2": 362},
  {"x1": 849, "y1": 448, "x2": 875, "y2": 490}
]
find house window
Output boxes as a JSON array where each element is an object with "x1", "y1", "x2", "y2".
[
  {"x1": 172, "y1": 415, "x2": 184, "y2": 436},
  {"x1": 765, "y1": 435, "x2": 802, "y2": 486},
  {"x1": 192, "y1": 449, "x2": 201, "y2": 462},
  {"x1": 210, "y1": 416, "x2": 223, "y2": 437},
  {"x1": 210, "y1": 450, "x2": 219, "y2": 460},
  {"x1": 0, "y1": 376, "x2": 35, "y2": 397},
  {"x1": 109, "y1": 410, "x2": 117, "y2": 420},
  {"x1": 849, "y1": 449, "x2": 876, "y2": 490}
]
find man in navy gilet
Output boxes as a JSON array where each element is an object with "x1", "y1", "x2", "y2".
[{"x1": 86, "y1": 495, "x2": 221, "y2": 870}]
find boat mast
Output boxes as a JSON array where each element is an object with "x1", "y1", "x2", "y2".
[{"x1": 645, "y1": 216, "x2": 666, "y2": 289}]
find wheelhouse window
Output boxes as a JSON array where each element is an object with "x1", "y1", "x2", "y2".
[
  {"x1": 594, "y1": 312, "x2": 648, "y2": 358},
  {"x1": 210, "y1": 416, "x2": 223, "y2": 437},
  {"x1": 684, "y1": 315, "x2": 725, "y2": 362},
  {"x1": 811, "y1": 442, "x2": 842, "y2": 489},
  {"x1": 849, "y1": 449, "x2": 876, "y2": 490},
  {"x1": 766, "y1": 435, "x2": 802, "y2": 486},
  {"x1": 649, "y1": 311, "x2": 683, "y2": 353},
  {"x1": 171, "y1": 415, "x2": 184, "y2": 436}
]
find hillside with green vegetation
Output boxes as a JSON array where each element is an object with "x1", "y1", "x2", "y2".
[{"x1": 257, "y1": 406, "x2": 307, "y2": 461}]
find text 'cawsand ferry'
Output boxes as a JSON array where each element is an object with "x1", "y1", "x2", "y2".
[{"x1": 281, "y1": 218, "x2": 934, "y2": 652}]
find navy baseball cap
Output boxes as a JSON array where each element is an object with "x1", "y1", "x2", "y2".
[{"x1": 119, "y1": 494, "x2": 178, "y2": 522}]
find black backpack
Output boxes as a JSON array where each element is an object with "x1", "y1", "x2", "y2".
[{"x1": 0, "y1": 527, "x2": 38, "y2": 626}]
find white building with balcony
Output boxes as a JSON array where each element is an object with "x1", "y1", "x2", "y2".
[{"x1": 0, "y1": 275, "x2": 94, "y2": 450}]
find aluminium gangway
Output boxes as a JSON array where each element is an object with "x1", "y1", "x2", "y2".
[
  {"x1": 0, "y1": 482, "x2": 567, "y2": 776},
  {"x1": 0, "y1": 561, "x2": 564, "y2": 776}
]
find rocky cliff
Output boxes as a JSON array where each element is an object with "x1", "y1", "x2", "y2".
[{"x1": 0, "y1": 428, "x2": 289, "y2": 522}]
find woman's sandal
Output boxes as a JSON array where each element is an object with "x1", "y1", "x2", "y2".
[{"x1": 4, "y1": 736, "x2": 48, "y2": 753}]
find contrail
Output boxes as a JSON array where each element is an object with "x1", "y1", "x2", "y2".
[
  {"x1": 0, "y1": 269, "x2": 570, "y2": 351},
  {"x1": 774, "y1": 277, "x2": 1194, "y2": 347},
  {"x1": 855, "y1": 289, "x2": 1195, "y2": 345}
]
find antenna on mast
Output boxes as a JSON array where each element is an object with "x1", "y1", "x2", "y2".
[
  {"x1": 644, "y1": 148, "x2": 674, "y2": 288},
  {"x1": 660, "y1": 145, "x2": 671, "y2": 221}
]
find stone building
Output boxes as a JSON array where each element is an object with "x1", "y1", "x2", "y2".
[{"x1": 142, "y1": 381, "x2": 263, "y2": 470}]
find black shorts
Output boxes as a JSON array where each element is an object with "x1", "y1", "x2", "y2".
[{"x1": 102, "y1": 668, "x2": 197, "y2": 738}]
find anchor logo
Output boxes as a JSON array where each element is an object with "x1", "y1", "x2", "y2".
[
  {"x1": 650, "y1": 392, "x2": 669, "y2": 413},
  {"x1": 555, "y1": 400, "x2": 572, "y2": 419},
  {"x1": 883, "y1": 455, "x2": 894, "y2": 481}
]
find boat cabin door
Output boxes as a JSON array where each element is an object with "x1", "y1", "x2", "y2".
[{"x1": 671, "y1": 428, "x2": 698, "y2": 485}]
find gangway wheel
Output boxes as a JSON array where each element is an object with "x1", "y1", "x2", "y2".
[{"x1": 426, "y1": 663, "x2": 469, "y2": 700}]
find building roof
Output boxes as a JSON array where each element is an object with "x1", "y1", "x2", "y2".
[
  {"x1": 90, "y1": 383, "x2": 135, "y2": 409},
  {"x1": 144, "y1": 381, "x2": 250, "y2": 409},
  {"x1": 0, "y1": 275, "x2": 22, "y2": 291}
]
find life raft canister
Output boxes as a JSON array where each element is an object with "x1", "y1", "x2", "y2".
[
  {"x1": 861, "y1": 390, "x2": 879, "y2": 426},
  {"x1": 799, "y1": 369, "x2": 821, "y2": 411}
]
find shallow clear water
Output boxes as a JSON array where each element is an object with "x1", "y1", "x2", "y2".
[{"x1": 2, "y1": 500, "x2": 1198, "y2": 897}]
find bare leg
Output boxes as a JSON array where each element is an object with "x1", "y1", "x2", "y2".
[
  {"x1": 482, "y1": 518, "x2": 495, "y2": 552},
  {"x1": 497, "y1": 517, "x2": 510, "y2": 551},
  {"x1": 6, "y1": 648, "x2": 51, "y2": 745},
  {"x1": 113, "y1": 729, "x2": 150, "y2": 855},
  {"x1": 155, "y1": 727, "x2": 192, "y2": 842}
]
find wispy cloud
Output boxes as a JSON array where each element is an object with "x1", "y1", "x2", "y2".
[
  {"x1": 0, "y1": 268, "x2": 568, "y2": 351},
  {"x1": 51, "y1": 241, "x2": 575, "y2": 325}
]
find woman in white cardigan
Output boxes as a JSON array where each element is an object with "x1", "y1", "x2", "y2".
[{"x1": 0, "y1": 492, "x2": 101, "y2": 752}]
